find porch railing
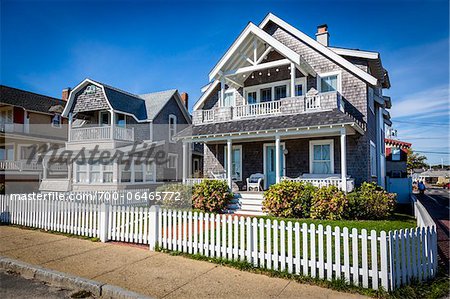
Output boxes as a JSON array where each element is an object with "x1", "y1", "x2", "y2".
[
  {"x1": 184, "y1": 178, "x2": 227, "y2": 185},
  {"x1": 283, "y1": 177, "x2": 355, "y2": 192},
  {"x1": 202, "y1": 110, "x2": 215, "y2": 123},
  {"x1": 304, "y1": 94, "x2": 321, "y2": 111},
  {"x1": 233, "y1": 100, "x2": 281, "y2": 119},
  {"x1": 70, "y1": 126, "x2": 134, "y2": 142},
  {"x1": 0, "y1": 160, "x2": 42, "y2": 172}
]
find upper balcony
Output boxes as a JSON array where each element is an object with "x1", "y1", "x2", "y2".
[
  {"x1": 69, "y1": 125, "x2": 134, "y2": 142},
  {"x1": 193, "y1": 91, "x2": 345, "y2": 125}
]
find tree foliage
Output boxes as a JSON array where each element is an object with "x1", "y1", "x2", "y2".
[{"x1": 407, "y1": 148, "x2": 428, "y2": 171}]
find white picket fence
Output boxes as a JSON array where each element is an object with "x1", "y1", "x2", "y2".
[{"x1": 0, "y1": 193, "x2": 438, "y2": 291}]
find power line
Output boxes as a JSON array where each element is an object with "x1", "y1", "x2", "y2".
[
  {"x1": 413, "y1": 150, "x2": 450, "y2": 155},
  {"x1": 393, "y1": 120, "x2": 449, "y2": 126}
]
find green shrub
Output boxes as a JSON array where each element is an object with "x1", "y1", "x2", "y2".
[
  {"x1": 310, "y1": 186, "x2": 348, "y2": 220},
  {"x1": 155, "y1": 183, "x2": 193, "y2": 209},
  {"x1": 192, "y1": 180, "x2": 233, "y2": 213},
  {"x1": 262, "y1": 180, "x2": 316, "y2": 218},
  {"x1": 346, "y1": 182, "x2": 396, "y2": 220}
]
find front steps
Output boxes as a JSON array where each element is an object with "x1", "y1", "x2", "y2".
[{"x1": 227, "y1": 192, "x2": 265, "y2": 216}]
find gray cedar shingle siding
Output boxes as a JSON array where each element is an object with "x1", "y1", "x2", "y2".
[{"x1": 73, "y1": 85, "x2": 110, "y2": 114}]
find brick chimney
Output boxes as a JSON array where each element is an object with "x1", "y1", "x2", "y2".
[
  {"x1": 316, "y1": 24, "x2": 329, "y2": 46},
  {"x1": 62, "y1": 87, "x2": 71, "y2": 101},
  {"x1": 180, "y1": 92, "x2": 189, "y2": 109}
]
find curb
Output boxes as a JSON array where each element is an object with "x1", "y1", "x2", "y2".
[{"x1": 0, "y1": 256, "x2": 152, "y2": 299}]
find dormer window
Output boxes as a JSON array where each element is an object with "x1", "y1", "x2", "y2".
[
  {"x1": 52, "y1": 114, "x2": 62, "y2": 128},
  {"x1": 85, "y1": 85, "x2": 97, "y2": 94}
]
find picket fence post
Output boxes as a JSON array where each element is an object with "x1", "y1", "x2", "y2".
[
  {"x1": 149, "y1": 205, "x2": 160, "y2": 251},
  {"x1": 99, "y1": 202, "x2": 110, "y2": 242}
]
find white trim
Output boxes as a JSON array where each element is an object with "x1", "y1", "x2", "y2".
[
  {"x1": 224, "y1": 144, "x2": 243, "y2": 181},
  {"x1": 167, "y1": 153, "x2": 178, "y2": 180},
  {"x1": 309, "y1": 139, "x2": 335, "y2": 174},
  {"x1": 98, "y1": 111, "x2": 110, "y2": 126},
  {"x1": 193, "y1": 80, "x2": 220, "y2": 111},
  {"x1": 209, "y1": 22, "x2": 301, "y2": 82},
  {"x1": 317, "y1": 71, "x2": 342, "y2": 93},
  {"x1": 243, "y1": 77, "x2": 306, "y2": 103},
  {"x1": 259, "y1": 13, "x2": 378, "y2": 86},
  {"x1": 329, "y1": 47, "x2": 379, "y2": 60},
  {"x1": 223, "y1": 58, "x2": 291, "y2": 77},
  {"x1": 168, "y1": 114, "x2": 177, "y2": 143},
  {"x1": 263, "y1": 142, "x2": 286, "y2": 189}
]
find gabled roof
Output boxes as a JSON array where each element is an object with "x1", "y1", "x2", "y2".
[
  {"x1": 139, "y1": 89, "x2": 178, "y2": 120},
  {"x1": 259, "y1": 13, "x2": 378, "y2": 86},
  {"x1": 0, "y1": 85, "x2": 65, "y2": 114},
  {"x1": 385, "y1": 138, "x2": 411, "y2": 148},
  {"x1": 209, "y1": 22, "x2": 307, "y2": 82},
  {"x1": 63, "y1": 79, "x2": 191, "y2": 123},
  {"x1": 329, "y1": 47, "x2": 390, "y2": 89}
]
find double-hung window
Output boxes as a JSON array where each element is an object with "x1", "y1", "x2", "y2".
[
  {"x1": 52, "y1": 114, "x2": 62, "y2": 128},
  {"x1": 224, "y1": 145, "x2": 242, "y2": 181},
  {"x1": 167, "y1": 154, "x2": 178, "y2": 169},
  {"x1": 274, "y1": 85, "x2": 287, "y2": 100},
  {"x1": 134, "y1": 161, "x2": 144, "y2": 182},
  {"x1": 103, "y1": 164, "x2": 113, "y2": 183},
  {"x1": 99, "y1": 111, "x2": 110, "y2": 126},
  {"x1": 89, "y1": 162, "x2": 101, "y2": 183},
  {"x1": 319, "y1": 72, "x2": 340, "y2": 93},
  {"x1": 310, "y1": 140, "x2": 334, "y2": 174},
  {"x1": 76, "y1": 161, "x2": 87, "y2": 183},
  {"x1": 120, "y1": 162, "x2": 132, "y2": 183},
  {"x1": 223, "y1": 91, "x2": 235, "y2": 107},
  {"x1": 145, "y1": 161, "x2": 155, "y2": 182},
  {"x1": 169, "y1": 114, "x2": 177, "y2": 142}
]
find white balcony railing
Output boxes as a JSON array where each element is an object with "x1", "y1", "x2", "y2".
[
  {"x1": 282, "y1": 176, "x2": 355, "y2": 192},
  {"x1": 233, "y1": 100, "x2": 281, "y2": 119},
  {"x1": 70, "y1": 126, "x2": 134, "y2": 142},
  {"x1": 0, "y1": 160, "x2": 42, "y2": 172},
  {"x1": 304, "y1": 94, "x2": 321, "y2": 111}
]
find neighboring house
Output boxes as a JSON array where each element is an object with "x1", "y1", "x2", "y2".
[
  {"x1": 177, "y1": 13, "x2": 392, "y2": 193},
  {"x1": 0, "y1": 85, "x2": 68, "y2": 193},
  {"x1": 39, "y1": 78, "x2": 192, "y2": 192},
  {"x1": 385, "y1": 138, "x2": 411, "y2": 178},
  {"x1": 419, "y1": 170, "x2": 450, "y2": 185}
]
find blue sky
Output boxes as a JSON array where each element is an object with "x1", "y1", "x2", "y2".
[{"x1": 1, "y1": 0, "x2": 449, "y2": 165}]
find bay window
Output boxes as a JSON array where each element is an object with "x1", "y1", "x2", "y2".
[{"x1": 309, "y1": 140, "x2": 334, "y2": 174}]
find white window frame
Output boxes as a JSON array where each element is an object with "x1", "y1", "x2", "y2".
[
  {"x1": 392, "y1": 147, "x2": 401, "y2": 161},
  {"x1": 18, "y1": 144, "x2": 35, "y2": 161},
  {"x1": 309, "y1": 139, "x2": 334, "y2": 174},
  {"x1": 0, "y1": 143, "x2": 15, "y2": 161},
  {"x1": 167, "y1": 153, "x2": 178, "y2": 180},
  {"x1": 243, "y1": 78, "x2": 307, "y2": 104},
  {"x1": 99, "y1": 111, "x2": 110, "y2": 126},
  {"x1": 168, "y1": 114, "x2": 177, "y2": 143},
  {"x1": 222, "y1": 89, "x2": 236, "y2": 107},
  {"x1": 224, "y1": 144, "x2": 243, "y2": 181},
  {"x1": 51, "y1": 114, "x2": 62, "y2": 128},
  {"x1": 317, "y1": 70, "x2": 342, "y2": 93},
  {"x1": 370, "y1": 140, "x2": 377, "y2": 177},
  {"x1": 116, "y1": 113, "x2": 126, "y2": 128}
]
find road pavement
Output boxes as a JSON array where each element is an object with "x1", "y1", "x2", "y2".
[
  {"x1": 0, "y1": 270, "x2": 80, "y2": 299},
  {"x1": 416, "y1": 187, "x2": 450, "y2": 270}
]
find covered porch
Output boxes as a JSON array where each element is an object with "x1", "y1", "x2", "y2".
[{"x1": 180, "y1": 120, "x2": 364, "y2": 192}]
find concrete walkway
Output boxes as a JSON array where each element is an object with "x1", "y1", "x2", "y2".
[{"x1": 0, "y1": 226, "x2": 367, "y2": 299}]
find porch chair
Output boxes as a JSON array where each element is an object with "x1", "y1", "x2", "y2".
[{"x1": 246, "y1": 173, "x2": 264, "y2": 191}]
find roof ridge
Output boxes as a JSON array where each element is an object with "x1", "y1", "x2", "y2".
[
  {"x1": 0, "y1": 85, "x2": 62, "y2": 102},
  {"x1": 138, "y1": 88, "x2": 177, "y2": 97}
]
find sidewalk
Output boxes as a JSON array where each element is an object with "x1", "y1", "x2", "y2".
[{"x1": 0, "y1": 226, "x2": 367, "y2": 299}]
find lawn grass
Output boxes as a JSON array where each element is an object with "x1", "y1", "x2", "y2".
[{"x1": 257, "y1": 213, "x2": 417, "y2": 233}]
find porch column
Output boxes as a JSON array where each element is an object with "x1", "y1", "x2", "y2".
[
  {"x1": 68, "y1": 113, "x2": 73, "y2": 142},
  {"x1": 220, "y1": 76, "x2": 225, "y2": 107},
  {"x1": 182, "y1": 141, "x2": 188, "y2": 183},
  {"x1": 110, "y1": 110, "x2": 115, "y2": 139},
  {"x1": 227, "y1": 139, "x2": 232, "y2": 189},
  {"x1": 275, "y1": 135, "x2": 281, "y2": 184},
  {"x1": 340, "y1": 128, "x2": 348, "y2": 192},
  {"x1": 290, "y1": 62, "x2": 296, "y2": 97}
]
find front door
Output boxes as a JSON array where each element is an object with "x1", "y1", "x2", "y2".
[{"x1": 264, "y1": 143, "x2": 285, "y2": 188}]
